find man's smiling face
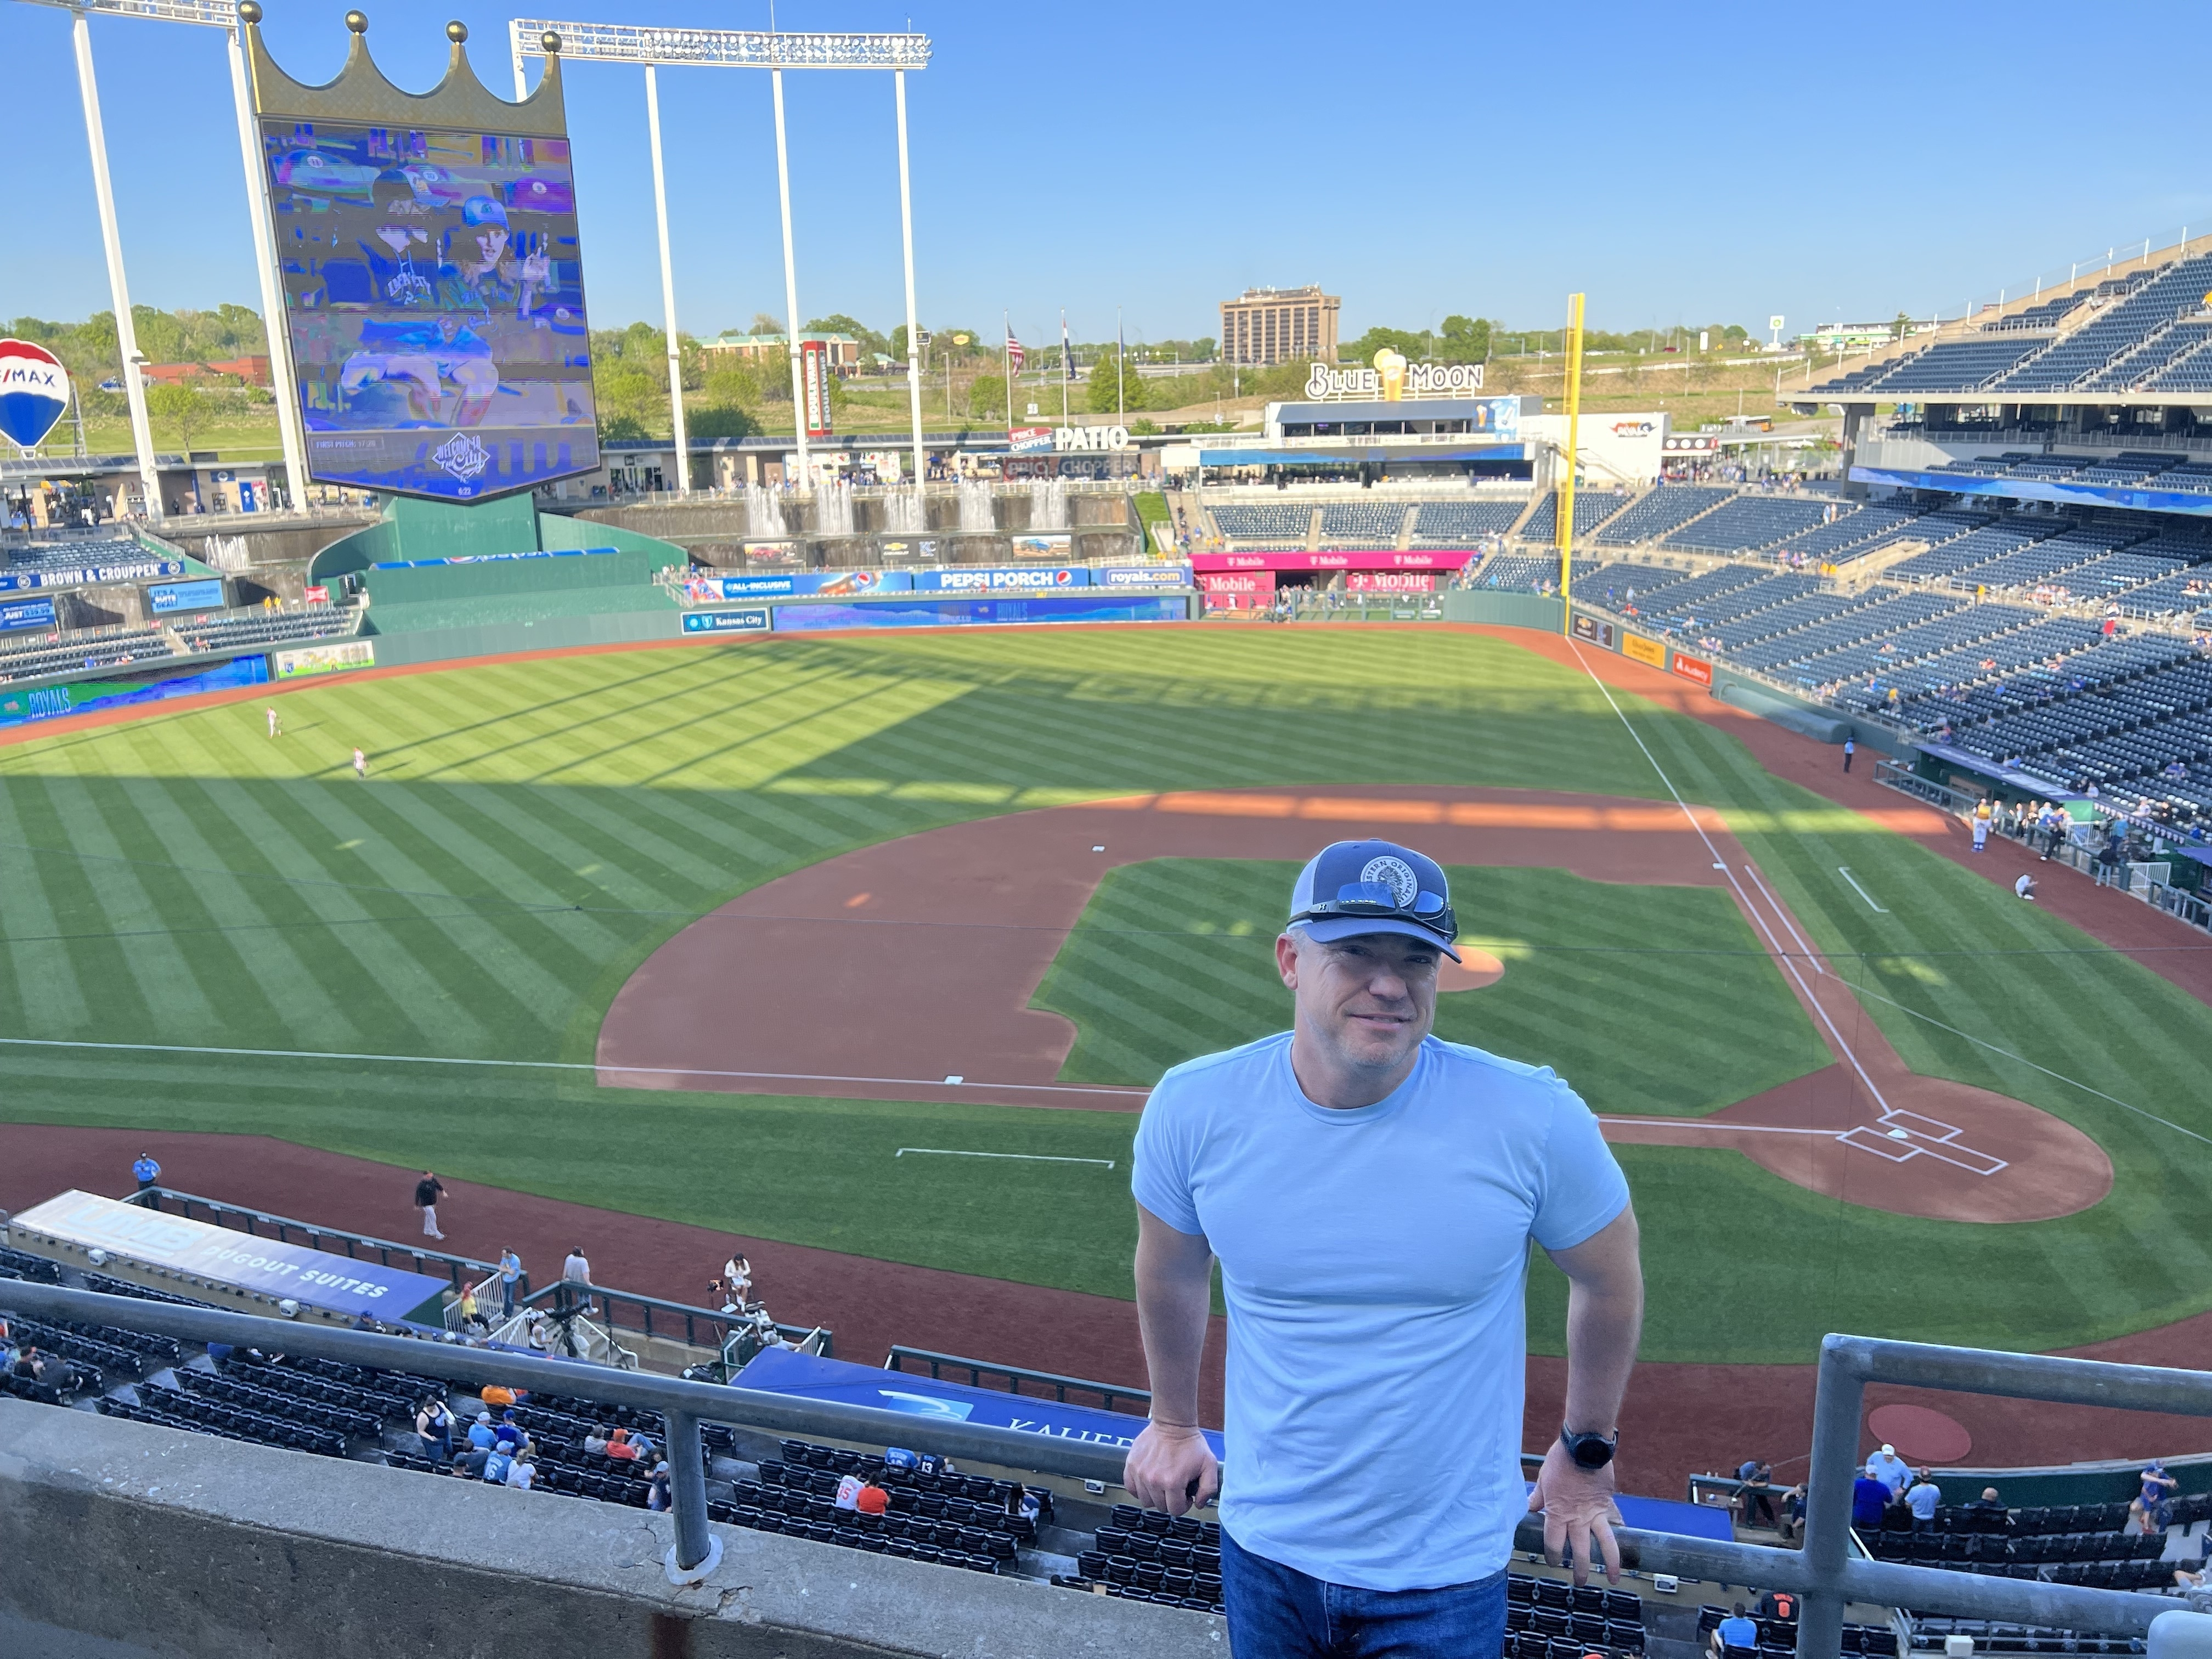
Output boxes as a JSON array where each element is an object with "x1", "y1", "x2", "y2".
[{"x1": 1277, "y1": 927, "x2": 1440, "y2": 1081}]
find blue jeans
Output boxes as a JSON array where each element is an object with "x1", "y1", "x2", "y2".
[{"x1": 1220, "y1": 1529, "x2": 1509, "y2": 1658}]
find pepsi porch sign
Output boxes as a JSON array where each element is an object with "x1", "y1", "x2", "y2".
[{"x1": 0, "y1": 338, "x2": 72, "y2": 452}]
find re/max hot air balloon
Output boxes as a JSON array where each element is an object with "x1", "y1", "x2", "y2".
[{"x1": 0, "y1": 340, "x2": 72, "y2": 452}]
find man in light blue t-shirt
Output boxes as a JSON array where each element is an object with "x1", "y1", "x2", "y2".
[{"x1": 1127, "y1": 839, "x2": 1642, "y2": 1658}]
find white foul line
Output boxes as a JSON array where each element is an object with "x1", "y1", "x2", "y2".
[
  {"x1": 1838, "y1": 867, "x2": 1888, "y2": 913},
  {"x1": 896, "y1": 1148, "x2": 1116, "y2": 1168}
]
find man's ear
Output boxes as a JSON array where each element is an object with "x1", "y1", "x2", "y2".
[{"x1": 1275, "y1": 932, "x2": 1300, "y2": 990}]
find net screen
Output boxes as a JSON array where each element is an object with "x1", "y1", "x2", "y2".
[{"x1": 263, "y1": 121, "x2": 599, "y2": 501}]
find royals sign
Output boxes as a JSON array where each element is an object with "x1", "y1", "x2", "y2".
[{"x1": 1304, "y1": 351, "x2": 1485, "y2": 402}]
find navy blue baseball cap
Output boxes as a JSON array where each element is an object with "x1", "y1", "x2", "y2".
[{"x1": 1286, "y1": 839, "x2": 1460, "y2": 961}]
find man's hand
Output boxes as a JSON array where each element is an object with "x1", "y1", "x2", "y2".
[
  {"x1": 1124, "y1": 1422, "x2": 1219, "y2": 1517},
  {"x1": 1527, "y1": 1439, "x2": 1623, "y2": 1585}
]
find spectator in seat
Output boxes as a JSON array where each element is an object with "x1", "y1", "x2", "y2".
[
  {"x1": 648, "y1": 1462, "x2": 673, "y2": 1513},
  {"x1": 1905, "y1": 1469, "x2": 1943, "y2": 1536},
  {"x1": 1757, "y1": 1589, "x2": 1799, "y2": 1622},
  {"x1": 583, "y1": 1427, "x2": 611, "y2": 1458},
  {"x1": 1778, "y1": 1482, "x2": 1808, "y2": 1543},
  {"x1": 2172, "y1": 1559, "x2": 2210, "y2": 1592},
  {"x1": 455, "y1": 1441, "x2": 490, "y2": 1479},
  {"x1": 1712, "y1": 1603, "x2": 1759, "y2": 1656},
  {"x1": 1852, "y1": 1471, "x2": 1892, "y2": 1533},
  {"x1": 855, "y1": 1481, "x2": 889, "y2": 1517},
  {"x1": 482, "y1": 1443, "x2": 514, "y2": 1486},
  {"x1": 1967, "y1": 1487, "x2": 2007, "y2": 1518},
  {"x1": 2135, "y1": 1462, "x2": 2180, "y2": 1535},
  {"x1": 30, "y1": 1348, "x2": 72, "y2": 1391},
  {"x1": 605, "y1": 1428, "x2": 641, "y2": 1463},
  {"x1": 466, "y1": 1411, "x2": 498, "y2": 1453},
  {"x1": 506, "y1": 1457, "x2": 536, "y2": 1492},
  {"x1": 492, "y1": 1410, "x2": 524, "y2": 1452},
  {"x1": 835, "y1": 1471, "x2": 865, "y2": 1511}
]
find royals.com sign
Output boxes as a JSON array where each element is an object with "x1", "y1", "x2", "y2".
[{"x1": 9, "y1": 1190, "x2": 451, "y2": 1323}]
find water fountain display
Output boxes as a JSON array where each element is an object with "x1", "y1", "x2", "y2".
[
  {"x1": 957, "y1": 478, "x2": 996, "y2": 533},
  {"x1": 1029, "y1": 477, "x2": 1069, "y2": 531},
  {"x1": 815, "y1": 480, "x2": 855, "y2": 537},
  {"x1": 744, "y1": 483, "x2": 785, "y2": 538}
]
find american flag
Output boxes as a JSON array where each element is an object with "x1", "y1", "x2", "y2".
[{"x1": 1006, "y1": 329, "x2": 1025, "y2": 371}]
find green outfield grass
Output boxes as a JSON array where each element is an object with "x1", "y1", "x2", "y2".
[
  {"x1": 0, "y1": 627, "x2": 2208, "y2": 1363},
  {"x1": 1034, "y1": 858, "x2": 1832, "y2": 1112}
]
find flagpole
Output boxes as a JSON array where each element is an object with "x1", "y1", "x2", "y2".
[
  {"x1": 1060, "y1": 309, "x2": 1069, "y2": 427},
  {"x1": 1003, "y1": 311, "x2": 1013, "y2": 442}
]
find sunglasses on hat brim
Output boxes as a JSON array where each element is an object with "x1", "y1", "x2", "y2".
[{"x1": 1289, "y1": 879, "x2": 1457, "y2": 943}]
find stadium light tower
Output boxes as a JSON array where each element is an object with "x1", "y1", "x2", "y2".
[
  {"x1": 16, "y1": 0, "x2": 313, "y2": 520},
  {"x1": 510, "y1": 21, "x2": 933, "y2": 500}
]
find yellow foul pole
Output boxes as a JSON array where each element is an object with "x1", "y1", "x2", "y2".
[{"x1": 1556, "y1": 292, "x2": 1587, "y2": 633}]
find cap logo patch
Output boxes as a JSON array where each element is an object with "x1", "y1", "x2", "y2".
[{"x1": 1359, "y1": 855, "x2": 1418, "y2": 908}]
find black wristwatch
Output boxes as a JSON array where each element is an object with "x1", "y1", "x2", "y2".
[{"x1": 1561, "y1": 1426, "x2": 1618, "y2": 1470}]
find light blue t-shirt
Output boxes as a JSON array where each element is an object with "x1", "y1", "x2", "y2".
[{"x1": 1132, "y1": 1031, "x2": 1629, "y2": 1592}]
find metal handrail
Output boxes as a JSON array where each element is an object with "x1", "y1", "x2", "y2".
[
  {"x1": 516, "y1": 1278, "x2": 828, "y2": 1359},
  {"x1": 0, "y1": 1284, "x2": 2199, "y2": 1632},
  {"x1": 883, "y1": 1346, "x2": 1149, "y2": 1416},
  {"x1": 138, "y1": 1188, "x2": 522, "y2": 1300}
]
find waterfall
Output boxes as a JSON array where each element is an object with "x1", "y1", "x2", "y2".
[
  {"x1": 1029, "y1": 477, "x2": 1069, "y2": 531},
  {"x1": 885, "y1": 489, "x2": 924, "y2": 533},
  {"x1": 744, "y1": 483, "x2": 785, "y2": 538},
  {"x1": 957, "y1": 478, "x2": 995, "y2": 532},
  {"x1": 816, "y1": 480, "x2": 855, "y2": 537}
]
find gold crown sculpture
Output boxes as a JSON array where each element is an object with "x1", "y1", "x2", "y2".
[{"x1": 241, "y1": 3, "x2": 568, "y2": 138}]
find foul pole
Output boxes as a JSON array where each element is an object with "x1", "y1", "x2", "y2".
[
  {"x1": 1556, "y1": 291, "x2": 1587, "y2": 633},
  {"x1": 770, "y1": 67, "x2": 810, "y2": 490},
  {"x1": 642, "y1": 66, "x2": 690, "y2": 494},
  {"x1": 67, "y1": 10, "x2": 161, "y2": 519},
  {"x1": 894, "y1": 68, "x2": 924, "y2": 498}
]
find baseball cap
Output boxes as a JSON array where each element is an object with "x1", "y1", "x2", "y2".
[
  {"x1": 460, "y1": 195, "x2": 508, "y2": 228},
  {"x1": 1287, "y1": 839, "x2": 1460, "y2": 962}
]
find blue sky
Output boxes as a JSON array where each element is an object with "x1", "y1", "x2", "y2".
[{"x1": 8, "y1": 0, "x2": 2212, "y2": 349}]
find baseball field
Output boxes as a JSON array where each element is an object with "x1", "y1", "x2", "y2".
[{"x1": 3, "y1": 622, "x2": 2210, "y2": 1480}]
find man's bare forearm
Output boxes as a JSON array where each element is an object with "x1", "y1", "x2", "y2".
[
  {"x1": 1134, "y1": 1206, "x2": 1214, "y2": 1425},
  {"x1": 1553, "y1": 1208, "x2": 1644, "y2": 1436}
]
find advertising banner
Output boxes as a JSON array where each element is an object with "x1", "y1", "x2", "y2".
[
  {"x1": 0, "y1": 596, "x2": 58, "y2": 632},
  {"x1": 708, "y1": 570, "x2": 912, "y2": 599},
  {"x1": 12, "y1": 1189, "x2": 451, "y2": 1324},
  {"x1": 1096, "y1": 564, "x2": 1192, "y2": 588},
  {"x1": 1007, "y1": 425, "x2": 1053, "y2": 454},
  {"x1": 1622, "y1": 633, "x2": 1666, "y2": 668},
  {"x1": 1672, "y1": 652, "x2": 1713, "y2": 687},
  {"x1": 1346, "y1": 572, "x2": 1436, "y2": 594},
  {"x1": 258, "y1": 112, "x2": 597, "y2": 501},
  {"x1": 303, "y1": 584, "x2": 330, "y2": 603},
  {"x1": 1570, "y1": 613, "x2": 1616, "y2": 650},
  {"x1": 149, "y1": 578, "x2": 227, "y2": 614},
  {"x1": 1199, "y1": 571, "x2": 1272, "y2": 610},
  {"x1": 1192, "y1": 550, "x2": 1474, "y2": 573},
  {"x1": 917, "y1": 566, "x2": 1091, "y2": 592},
  {"x1": 737, "y1": 1347, "x2": 1222, "y2": 1457},
  {"x1": 0, "y1": 558, "x2": 185, "y2": 592},
  {"x1": 681, "y1": 607, "x2": 772, "y2": 634},
  {"x1": 273, "y1": 638, "x2": 375, "y2": 679},
  {"x1": 0, "y1": 337, "x2": 74, "y2": 450},
  {"x1": 0, "y1": 656, "x2": 268, "y2": 728},
  {"x1": 743, "y1": 541, "x2": 802, "y2": 566},
  {"x1": 1010, "y1": 532, "x2": 1073, "y2": 559},
  {"x1": 771, "y1": 594, "x2": 1181, "y2": 633},
  {"x1": 800, "y1": 339, "x2": 833, "y2": 438}
]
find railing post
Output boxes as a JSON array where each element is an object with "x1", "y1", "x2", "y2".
[
  {"x1": 663, "y1": 1406, "x2": 719, "y2": 1581},
  {"x1": 1798, "y1": 1335, "x2": 1869, "y2": 1659}
]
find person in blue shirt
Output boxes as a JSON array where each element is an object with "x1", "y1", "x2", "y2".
[
  {"x1": 1125, "y1": 840, "x2": 1641, "y2": 1659},
  {"x1": 466, "y1": 1412, "x2": 498, "y2": 1453},
  {"x1": 1712, "y1": 1604, "x2": 1759, "y2": 1655},
  {"x1": 1853, "y1": 1473, "x2": 1894, "y2": 1532},
  {"x1": 497, "y1": 1248, "x2": 522, "y2": 1319},
  {"x1": 131, "y1": 1152, "x2": 160, "y2": 1198},
  {"x1": 482, "y1": 1445, "x2": 512, "y2": 1486}
]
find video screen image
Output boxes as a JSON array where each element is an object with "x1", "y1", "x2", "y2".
[{"x1": 264, "y1": 121, "x2": 599, "y2": 501}]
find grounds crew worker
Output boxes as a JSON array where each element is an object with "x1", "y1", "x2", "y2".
[{"x1": 1127, "y1": 839, "x2": 1642, "y2": 1657}]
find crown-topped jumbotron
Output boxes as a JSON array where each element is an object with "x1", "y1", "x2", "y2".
[{"x1": 241, "y1": 2, "x2": 568, "y2": 137}]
